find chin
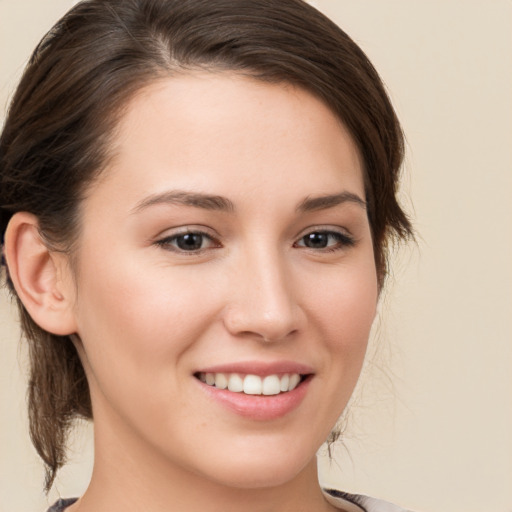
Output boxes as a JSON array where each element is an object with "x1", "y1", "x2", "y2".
[
  {"x1": 206, "y1": 461, "x2": 308, "y2": 490},
  {"x1": 188, "y1": 436, "x2": 318, "y2": 490}
]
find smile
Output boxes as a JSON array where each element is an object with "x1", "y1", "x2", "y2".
[{"x1": 195, "y1": 372, "x2": 303, "y2": 395}]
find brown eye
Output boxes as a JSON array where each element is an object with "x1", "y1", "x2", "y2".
[
  {"x1": 296, "y1": 231, "x2": 355, "y2": 251},
  {"x1": 156, "y1": 230, "x2": 219, "y2": 253},
  {"x1": 175, "y1": 233, "x2": 205, "y2": 251},
  {"x1": 302, "y1": 232, "x2": 330, "y2": 249}
]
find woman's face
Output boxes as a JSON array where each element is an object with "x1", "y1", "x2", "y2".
[{"x1": 68, "y1": 73, "x2": 378, "y2": 488}]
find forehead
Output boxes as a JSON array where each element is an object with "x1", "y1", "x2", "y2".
[{"x1": 88, "y1": 72, "x2": 364, "y2": 212}]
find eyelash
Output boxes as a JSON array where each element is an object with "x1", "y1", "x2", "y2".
[{"x1": 154, "y1": 229, "x2": 355, "y2": 255}]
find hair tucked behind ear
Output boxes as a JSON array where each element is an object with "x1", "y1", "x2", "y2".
[{"x1": 0, "y1": 0, "x2": 412, "y2": 491}]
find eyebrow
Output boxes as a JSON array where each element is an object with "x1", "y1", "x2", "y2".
[
  {"x1": 296, "y1": 192, "x2": 366, "y2": 212},
  {"x1": 132, "y1": 189, "x2": 366, "y2": 215},
  {"x1": 132, "y1": 190, "x2": 235, "y2": 214}
]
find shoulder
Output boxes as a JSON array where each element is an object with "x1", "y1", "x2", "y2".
[
  {"x1": 46, "y1": 498, "x2": 78, "y2": 512},
  {"x1": 323, "y1": 488, "x2": 415, "y2": 512}
]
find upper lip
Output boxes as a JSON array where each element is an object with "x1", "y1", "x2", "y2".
[{"x1": 195, "y1": 361, "x2": 315, "y2": 377}]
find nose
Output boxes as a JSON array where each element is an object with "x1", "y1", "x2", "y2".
[{"x1": 223, "y1": 247, "x2": 304, "y2": 343}]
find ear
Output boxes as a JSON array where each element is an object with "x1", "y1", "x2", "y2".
[{"x1": 4, "y1": 212, "x2": 78, "y2": 336}]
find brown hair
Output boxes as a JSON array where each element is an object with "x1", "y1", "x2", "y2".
[{"x1": 0, "y1": 0, "x2": 412, "y2": 491}]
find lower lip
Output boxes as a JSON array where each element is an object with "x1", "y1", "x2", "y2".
[{"x1": 197, "y1": 376, "x2": 312, "y2": 421}]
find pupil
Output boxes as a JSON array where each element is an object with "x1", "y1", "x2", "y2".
[
  {"x1": 177, "y1": 233, "x2": 203, "y2": 250},
  {"x1": 305, "y1": 232, "x2": 328, "y2": 248}
]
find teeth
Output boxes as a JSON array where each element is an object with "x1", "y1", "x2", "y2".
[
  {"x1": 214, "y1": 373, "x2": 228, "y2": 390},
  {"x1": 198, "y1": 372, "x2": 303, "y2": 395},
  {"x1": 280, "y1": 374, "x2": 290, "y2": 392},
  {"x1": 288, "y1": 373, "x2": 301, "y2": 391},
  {"x1": 243, "y1": 374, "x2": 263, "y2": 395},
  {"x1": 227, "y1": 373, "x2": 244, "y2": 392},
  {"x1": 262, "y1": 375, "x2": 281, "y2": 395}
]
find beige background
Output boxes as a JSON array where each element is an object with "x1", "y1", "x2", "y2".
[{"x1": 1, "y1": 1, "x2": 511, "y2": 511}]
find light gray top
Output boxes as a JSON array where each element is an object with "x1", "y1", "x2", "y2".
[{"x1": 324, "y1": 489, "x2": 414, "y2": 512}]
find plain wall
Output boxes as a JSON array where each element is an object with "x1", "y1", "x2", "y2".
[{"x1": 1, "y1": 1, "x2": 511, "y2": 511}]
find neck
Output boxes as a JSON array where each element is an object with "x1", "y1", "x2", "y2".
[{"x1": 69, "y1": 415, "x2": 336, "y2": 512}]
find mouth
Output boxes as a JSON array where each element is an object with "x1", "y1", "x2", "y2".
[
  {"x1": 194, "y1": 372, "x2": 308, "y2": 396},
  {"x1": 193, "y1": 362, "x2": 314, "y2": 419}
]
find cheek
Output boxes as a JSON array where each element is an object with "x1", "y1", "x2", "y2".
[
  {"x1": 279, "y1": 258, "x2": 378, "y2": 443},
  {"x1": 305, "y1": 258, "x2": 378, "y2": 389},
  {"x1": 75, "y1": 254, "x2": 213, "y2": 350},
  {"x1": 71, "y1": 256, "x2": 224, "y2": 450},
  {"x1": 309, "y1": 259, "x2": 378, "y2": 341},
  {"x1": 71, "y1": 251, "x2": 222, "y2": 416}
]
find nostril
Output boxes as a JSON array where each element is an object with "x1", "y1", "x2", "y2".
[{"x1": 260, "y1": 328, "x2": 299, "y2": 343}]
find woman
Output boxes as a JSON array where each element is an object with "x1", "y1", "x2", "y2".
[{"x1": 0, "y1": 1, "x2": 413, "y2": 511}]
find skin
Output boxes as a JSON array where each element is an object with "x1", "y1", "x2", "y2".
[{"x1": 8, "y1": 73, "x2": 379, "y2": 512}]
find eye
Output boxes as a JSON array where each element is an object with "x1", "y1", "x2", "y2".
[
  {"x1": 295, "y1": 230, "x2": 355, "y2": 251},
  {"x1": 155, "y1": 230, "x2": 219, "y2": 253}
]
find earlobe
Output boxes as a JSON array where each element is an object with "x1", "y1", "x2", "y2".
[{"x1": 4, "y1": 212, "x2": 78, "y2": 336}]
